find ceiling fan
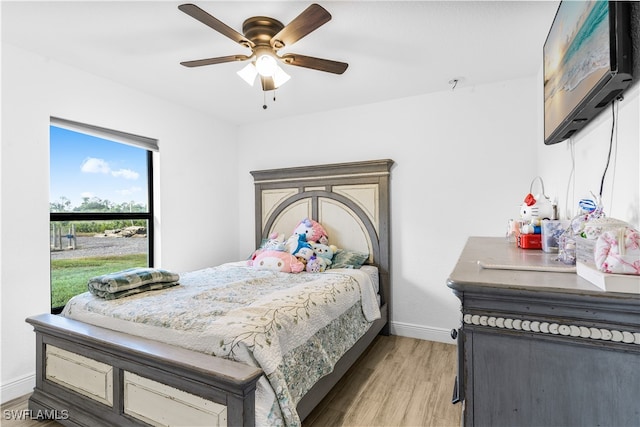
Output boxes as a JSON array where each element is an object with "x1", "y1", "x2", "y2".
[{"x1": 178, "y1": 3, "x2": 348, "y2": 92}]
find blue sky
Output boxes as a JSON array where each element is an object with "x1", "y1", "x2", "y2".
[{"x1": 50, "y1": 126, "x2": 148, "y2": 209}]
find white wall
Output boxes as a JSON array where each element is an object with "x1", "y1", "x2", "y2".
[
  {"x1": 536, "y1": 81, "x2": 640, "y2": 229},
  {"x1": 236, "y1": 77, "x2": 539, "y2": 342},
  {"x1": 0, "y1": 43, "x2": 239, "y2": 402}
]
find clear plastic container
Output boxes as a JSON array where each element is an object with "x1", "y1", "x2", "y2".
[{"x1": 541, "y1": 220, "x2": 569, "y2": 253}]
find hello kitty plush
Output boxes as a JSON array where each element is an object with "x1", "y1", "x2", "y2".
[
  {"x1": 520, "y1": 193, "x2": 556, "y2": 234},
  {"x1": 520, "y1": 193, "x2": 556, "y2": 222},
  {"x1": 292, "y1": 218, "x2": 328, "y2": 244}
]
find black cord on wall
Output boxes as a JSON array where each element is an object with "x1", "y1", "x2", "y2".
[{"x1": 598, "y1": 98, "x2": 620, "y2": 197}]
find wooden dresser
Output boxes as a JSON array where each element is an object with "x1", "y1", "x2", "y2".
[{"x1": 448, "y1": 236, "x2": 640, "y2": 427}]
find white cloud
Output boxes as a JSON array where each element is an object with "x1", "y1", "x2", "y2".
[
  {"x1": 81, "y1": 158, "x2": 139, "y2": 180},
  {"x1": 81, "y1": 157, "x2": 110, "y2": 174},
  {"x1": 80, "y1": 191, "x2": 94, "y2": 199},
  {"x1": 111, "y1": 169, "x2": 139, "y2": 180},
  {"x1": 118, "y1": 186, "x2": 142, "y2": 197}
]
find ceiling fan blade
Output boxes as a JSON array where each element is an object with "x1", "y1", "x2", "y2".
[
  {"x1": 260, "y1": 76, "x2": 276, "y2": 91},
  {"x1": 180, "y1": 55, "x2": 250, "y2": 68},
  {"x1": 280, "y1": 53, "x2": 348, "y2": 74},
  {"x1": 178, "y1": 3, "x2": 254, "y2": 48},
  {"x1": 271, "y1": 4, "x2": 331, "y2": 49}
]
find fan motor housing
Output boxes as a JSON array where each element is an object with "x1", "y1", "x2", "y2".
[{"x1": 242, "y1": 16, "x2": 284, "y2": 46}]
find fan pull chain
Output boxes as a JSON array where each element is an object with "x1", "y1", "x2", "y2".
[{"x1": 262, "y1": 90, "x2": 278, "y2": 110}]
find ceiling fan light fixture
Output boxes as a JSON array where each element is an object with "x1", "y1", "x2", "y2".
[
  {"x1": 179, "y1": 3, "x2": 348, "y2": 95},
  {"x1": 255, "y1": 53, "x2": 278, "y2": 77},
  {"x1": 273, "y1": 65, "x2": 291, "y2": 88},
  {"x1": 237, "y1": 62, "x2": 258, "y2": 86}
]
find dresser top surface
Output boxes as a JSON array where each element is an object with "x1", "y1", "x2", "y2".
[{"x1": 447, "y1": 236, "x2": 639, "y2": 300}]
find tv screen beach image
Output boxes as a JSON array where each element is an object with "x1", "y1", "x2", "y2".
[{"x1": 544, "y1": 1, "x2": 610, "y2": 140}]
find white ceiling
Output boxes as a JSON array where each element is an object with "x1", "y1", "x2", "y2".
[{"x1": 2, "y1": 1, "x2": 560, "y2": 125}]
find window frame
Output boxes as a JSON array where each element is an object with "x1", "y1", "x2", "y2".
[
  {"x1": 49, "y1": 150, "x2": 155, "y2": 262},
  {"x1": 49, "y1": 120, "x2": 156, "y2": 313}
]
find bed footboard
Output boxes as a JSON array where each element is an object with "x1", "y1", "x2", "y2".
[{"x1": 26, "y1": 314, "x2": 262, "y2": 427}]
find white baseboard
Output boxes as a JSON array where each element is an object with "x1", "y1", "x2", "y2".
[
  {"x1": 390, "y1": 320, "x2": 456, "y2": 344},
  {"x1": 1, "y1": 373, "x2": 35, "y2": 404}
]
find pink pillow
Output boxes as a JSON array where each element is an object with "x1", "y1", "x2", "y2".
[{"x1": 248, "y1": 250, "x2": 305, "y2": 273}]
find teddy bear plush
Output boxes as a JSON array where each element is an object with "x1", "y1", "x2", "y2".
[
  {"x1": 305, "y1": 243, "x2": 337, "y2": 272},
  {"x1": 311, "y1": 242, "x2": 336, "y2": 263},
  {"x1": 293, "y1": 218, "x2": 329, "y2": 244}
]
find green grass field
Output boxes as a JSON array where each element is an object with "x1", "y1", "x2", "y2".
[{"x1": 51, "y1": 254, "x2": 147, "y2": 308}]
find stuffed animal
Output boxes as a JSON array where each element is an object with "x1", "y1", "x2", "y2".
[
  {"x1": 293, "y1": 218, "x2": 329, "y2": 244},
  {"x1": 249, "y1": 232, "x2": 285, "y2": 262},
  {"x1": 248, "y1": 250, "x2": 305, "y2": 273},
  {"x1": 285, "y1": 233, "x2": 314, "y2": 263},
  {"x1": 520, "y1": 193, "x2": 556, "y2": 234},
  {"x1": 297, "y1": 248, "x2": 314, "y2": 263},
  {"x1": 311, "y1": 242, "x2": 336, "y2": 263},
  {"x1": 520, "y1": 193, "x2": 555, "y2": 222},
  {"x1": 262, "y1": 232, "x2": 286, "y2": 251},
  {"x1": 306, "y1": 255, "x2": 331, "y2": 273}
]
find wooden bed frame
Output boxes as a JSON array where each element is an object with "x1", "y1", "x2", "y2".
[{"x1": 27, "y1": 159, "x2": 394, "y2": 426}]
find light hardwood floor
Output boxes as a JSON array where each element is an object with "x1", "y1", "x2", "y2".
[
  {"x1": 303, "y1": 335, "x2": 461, "y2": 427},
  {"x1": 2, "y1": 335, "x2": 461, "y2": 427}
]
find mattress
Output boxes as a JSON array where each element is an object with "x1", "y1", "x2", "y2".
[{"x1": 62, "y1": 262, "x2": 380, "y2": 426}]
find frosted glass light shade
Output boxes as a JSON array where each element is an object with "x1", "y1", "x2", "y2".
[
  {"x1": 236, "y1": 59, "x2": 291, "y2": 89},
  {"x1": 273, "y1": 65, "x2": 291, "y2": 88},
  {"x1": 237, "y1": 63, "x2": 258, "y2": 86},
  {"x1": 255, "y1": 54, "x2": 277, "y2": 77}
]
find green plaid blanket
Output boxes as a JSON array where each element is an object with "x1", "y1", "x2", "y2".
[{"x1": 88, "y1": 267, "x2": 180, "y2": 300}]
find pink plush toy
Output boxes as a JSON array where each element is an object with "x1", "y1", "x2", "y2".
[
  {"x1": 293, "y1": 218, "x2": 328, "y2": 244},
  {"x1": 248, "y1": 250, "x2": 305, "y2": 273}
]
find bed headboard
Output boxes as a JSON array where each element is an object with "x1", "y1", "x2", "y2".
[{"x1": 250, "y1": 159, "x2": 394, "y2": 309}]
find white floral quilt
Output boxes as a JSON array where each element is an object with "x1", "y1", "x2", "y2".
[{"x1": 62, "y1": 262, "x2": 380, "y2": 426}]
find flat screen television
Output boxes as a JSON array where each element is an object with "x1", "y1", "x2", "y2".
[{"x1": 543, "y1": 1, "x2": 633, "y2": 145}]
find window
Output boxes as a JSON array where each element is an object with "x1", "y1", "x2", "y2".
[{"x1": 49, "y1": 118, "x2": 156, "y2": 313}]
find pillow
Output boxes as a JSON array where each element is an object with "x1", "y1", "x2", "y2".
[{"x1": 330, "y1": 249, "x2": 369, "y2": 269}]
